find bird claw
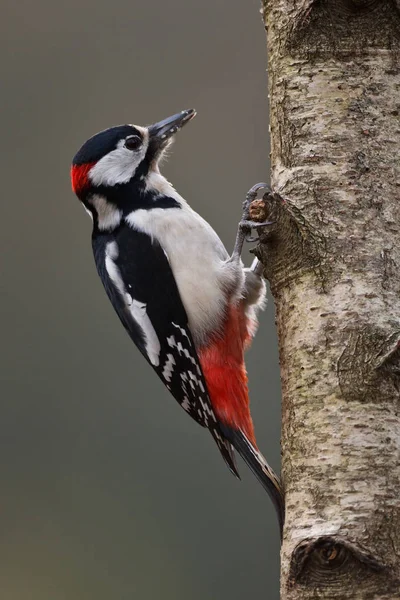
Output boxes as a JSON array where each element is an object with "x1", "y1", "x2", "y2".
[
  {"x1": 242, "y1": 183, "x2": 272, "y2": 211},
  {"x1": 241, "y1": 220, "x2": 275, "y2": 243},
  {"x1": 231, "y1": 183, "x2": 274, "y2": 261},
  {"x1": 240, "y1": 219, "x2": 276, "y2": 231}
]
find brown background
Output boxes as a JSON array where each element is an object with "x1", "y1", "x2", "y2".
[{"x1": 1, "y1": 0, "x2": 281, "y2": 597}]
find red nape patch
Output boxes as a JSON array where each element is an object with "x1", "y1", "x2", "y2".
[
  {"x1": 199, "y1": 304, "x2": 257, "y2": 446},
  {"x1": 71, "y1": 162, "x2": 95, "y2": 195}
]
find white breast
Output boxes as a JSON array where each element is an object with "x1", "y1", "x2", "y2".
[{"x1": 126, "y1": 193, "x2": 243, "y2": 347}]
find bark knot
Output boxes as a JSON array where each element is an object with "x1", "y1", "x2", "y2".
[
  {"x1": 288, "y1": 535, "x2": 391, "y2": 594},
  {"x1": 264, "y1": 0, "x2": 400, "y2": 57},
  {"x1": 251, "y1": 190, "x2": 328, "y2": 295},
  {"x1": 337, "y1": 324, "x2": 400, "y2": 404}
]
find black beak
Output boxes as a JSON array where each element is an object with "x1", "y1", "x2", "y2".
[{"x1": 148, "y1": 109, "x2": 196, "y2": 143}]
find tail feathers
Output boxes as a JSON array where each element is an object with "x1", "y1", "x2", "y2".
[
  {"x1": 211, "y1": 428, "x2": 240, "y2": 479},
  {"x1": 220, "y1": 424, "x2": 284, "y2": 536}
]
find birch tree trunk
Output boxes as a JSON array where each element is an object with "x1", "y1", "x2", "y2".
[{"x1": 256, "y1": 1, "x2": 400, "y2": 598}]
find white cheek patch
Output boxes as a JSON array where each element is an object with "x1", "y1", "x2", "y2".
[
  {"x1": 89, "y1": 130, "x2": 149, "y2": 187},
  {"x1": 105, "y1": 241, "x2": 161, "y2": 366}
]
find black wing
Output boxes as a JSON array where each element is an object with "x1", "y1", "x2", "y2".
[{"x1": 92, "y1": 223, "x2": 238, "y2": 476}]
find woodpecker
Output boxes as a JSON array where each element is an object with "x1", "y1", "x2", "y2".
[{"x1": 71, "y1": 109, "x2": 284, "y2": 531}]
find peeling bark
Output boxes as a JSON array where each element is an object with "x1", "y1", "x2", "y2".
[{"x1": 259, "y1": 1, "x2": 400, "y2": 598}]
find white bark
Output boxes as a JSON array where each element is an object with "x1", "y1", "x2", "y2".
[{"x1": 258, "y1": 1, "x2": 400, "y2": 598}]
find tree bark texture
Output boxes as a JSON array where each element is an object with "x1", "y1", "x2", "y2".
[{"x1": 258, "y1": 1, "x2": 400, "y2": 598}]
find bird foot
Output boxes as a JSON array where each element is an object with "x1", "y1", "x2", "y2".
[{"x1": 231, "y1": 183, "x2": 275, "y2": 261}]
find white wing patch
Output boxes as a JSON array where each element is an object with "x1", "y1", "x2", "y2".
[
  {"x1": 105, "y1": 241, "x2": 161, "y2": 366},
  {"x1": 181, "y1": 397, "x2": 191, "y2": 412},
  {"x1": 127, "y1": 298, "x2": 161, "y2": 366},
  {"x1": 162, "y1": 353, "x2": 176, "y2": 382},
  {"x1": 167, "y1": 335, "x2": 176, "y2": 348},
  {"x1": 172, "y1": 322, "x2": 192, "y2": 345},
  {"x1": 170, "y1": 324, "x2": 202, "y2": 376},
  {"x1": 105, "y1": 242, "x2": 125, "y2": 295}
]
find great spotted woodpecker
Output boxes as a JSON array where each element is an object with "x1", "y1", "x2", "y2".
[{"x1": 71, "y1": 109, "x2": 284, "y2": 531}]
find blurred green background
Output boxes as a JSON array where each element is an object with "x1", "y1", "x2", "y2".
[{"x1": 1, "y1": 0, "x2": 281, "y2": 598}]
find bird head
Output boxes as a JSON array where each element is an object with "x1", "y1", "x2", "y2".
[{"x1": 71, "y1": 109, "x2": 196, "y2": 220}]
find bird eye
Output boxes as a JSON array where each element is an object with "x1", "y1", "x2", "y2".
[{"x1": 125, "y1": 135, "x2": 142, "y2": 151}]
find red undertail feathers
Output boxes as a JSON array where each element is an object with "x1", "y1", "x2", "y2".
[{"x1": 199, "y1": 302, "x2": 256, "y2": 445}]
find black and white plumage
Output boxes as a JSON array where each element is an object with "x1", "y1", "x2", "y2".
[
  {"x1": 71, "y1": 109, "x2": 284, "y2": 532},
  {"x1": 92, "y1": 224, "x2": 238, "y2": 475}
]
